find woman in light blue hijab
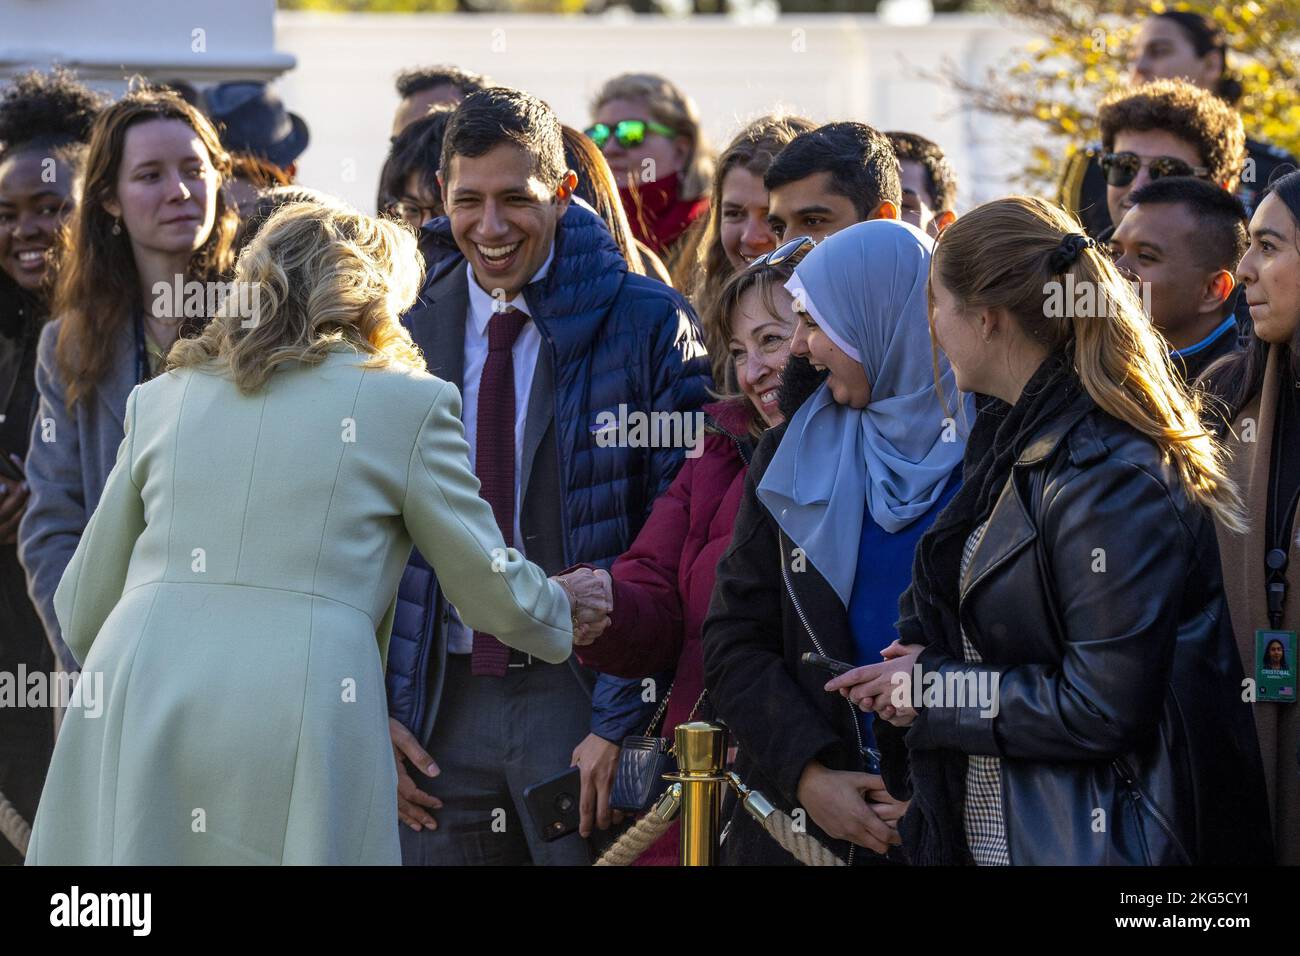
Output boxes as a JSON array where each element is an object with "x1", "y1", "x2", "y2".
[
  {"x1": 758, "y1": 218, "x2": 970, "y2": 605},
  {"x1": 759, "y1": 218, "x2": 970, "y2": 792},
  {"x1": 702, "y1": 219, "x2": 970, "y2": 864}
]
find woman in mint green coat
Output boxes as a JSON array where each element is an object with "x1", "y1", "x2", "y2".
[{"x1": 26, "y1": 202, "x2": 590, "y2": 865}]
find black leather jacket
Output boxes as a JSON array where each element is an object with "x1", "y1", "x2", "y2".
[{"x1": 880, "y1": 403, "x2": 1274, "y2": 864}]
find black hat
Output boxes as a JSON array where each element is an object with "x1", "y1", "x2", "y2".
[{"x1": 205, "y1": 81, "x2": 309, "y2": 169}]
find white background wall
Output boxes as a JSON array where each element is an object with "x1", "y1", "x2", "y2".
[
  {"x1": 275, "y1": 12, "x2": 1033, "y2": 213},
  {"x1": 2, "y1": 4, "x2": 1036, "y2": 214}
]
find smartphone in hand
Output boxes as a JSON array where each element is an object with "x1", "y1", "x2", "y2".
[{"x1": 801, "y1": 651, "x2": 855, "y2": 677}]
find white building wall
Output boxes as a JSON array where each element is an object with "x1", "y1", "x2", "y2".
[
  {"x1": 1, "y1": 4, "x2": 1036, "y2": 213},
  {"x1": 275, "y1": 12, "x2": 1034, "y2": 212}
]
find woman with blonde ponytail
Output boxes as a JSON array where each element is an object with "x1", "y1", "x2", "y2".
[{"x1": 827, "y1": 195, "x2": 1273, "y2": 865}]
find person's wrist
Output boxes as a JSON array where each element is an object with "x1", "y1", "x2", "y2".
[{"x1": 553, "y1": 576, "x2": 579, "y2": 626}]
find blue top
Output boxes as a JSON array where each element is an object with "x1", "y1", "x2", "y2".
[
  {"x1": 847, "y1": 470, "x2": 961, "y2": 758},
  {"x1": 1170, "y1": 314, "x2": 1238, "y2": 360}
]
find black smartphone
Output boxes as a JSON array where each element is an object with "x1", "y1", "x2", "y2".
[
  {"x1": 0, "y1": 452, "x2": 23, "y2": 484},
  {"x1": 801, "y1": 651, "x2": 855, "y2": 676},
  {"x1": 522, "y1": 767, "x2": 582, "y2": 843}
]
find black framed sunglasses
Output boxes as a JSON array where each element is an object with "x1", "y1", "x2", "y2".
[
  {"x1": 746, "y1": 235, "x2": 816, "y2": 271},
  {"x1": 1099, "y1": 151, "x2": 1211, "y2": 187}
]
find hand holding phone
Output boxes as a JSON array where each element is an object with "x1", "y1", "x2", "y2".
[{"x1": 801, "y1": 651, "x2": 855, "y2": 677}]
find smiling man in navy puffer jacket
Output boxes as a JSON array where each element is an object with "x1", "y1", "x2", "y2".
[{"x1": 386, "y1": 86, "x2": 711, "y2": 865}]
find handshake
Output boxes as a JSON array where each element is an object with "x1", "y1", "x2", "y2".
[{"x1": 551, "y1": 567, "x2": 614, "y2": 646}]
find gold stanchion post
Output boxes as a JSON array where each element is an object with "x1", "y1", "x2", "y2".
[{"x1": 666, "y1": 721, "x2": 728, "y2": 866}]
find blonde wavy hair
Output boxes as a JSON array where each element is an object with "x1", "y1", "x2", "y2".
[
  {"x1": 930, "y1": 195, "x2": 1246, "y2": 533},
  {"x1": 168, "y1": 200, "x2": 426, "y2": 393}
]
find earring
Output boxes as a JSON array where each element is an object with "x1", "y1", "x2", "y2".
[{"x1": 111, "y1": 218, "x2": 121, "y2": 236}]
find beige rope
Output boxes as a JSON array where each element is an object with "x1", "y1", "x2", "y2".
[
  {"x1": 0, "y1": 787, "x2": 31, "y2": 858},
  {"x1": 758, "y1": 808, "x2": 846, "y2": 866},
  {"x1": 594, "y1": 784, "x2": 681, "y2": 866}
]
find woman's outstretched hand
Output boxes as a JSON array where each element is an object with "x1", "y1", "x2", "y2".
[
  {"x1": 552, "y1": 568, "x2": 613, "y2": 645},
  {"x1": 823, "y1": 640, "x2": 923, "y2": 727}
]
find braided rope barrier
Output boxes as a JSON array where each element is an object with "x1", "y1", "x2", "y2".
[
  {"x1": 594, "y1": 784, "x2": 681, "y2": 866},
  {"x1": 0, "y1": 787, "x2": 31, "y2": 858},
  {"x1": 593, "y1": 774, "x2": 846, "y2": 866}
]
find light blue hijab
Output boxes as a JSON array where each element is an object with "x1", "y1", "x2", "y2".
[{"x1": 756, "y1": 219, "x2": 970, "y2": 607}]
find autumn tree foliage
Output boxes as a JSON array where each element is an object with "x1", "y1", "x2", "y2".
[{"x1": 942, "y1": 0, "x2": 1300, "y2": 191}]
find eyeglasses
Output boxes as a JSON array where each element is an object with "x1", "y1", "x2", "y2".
[
  {"x1": 385, "y1": 196, "x2": 441, "y2": 227},
  {"x1": 584, "y1": 119, "x2": 677, "y2": 150},
  {"x1": 1099, "y1": 151, "x2": 1211, "y2": 188},
  {"x1": 746, "y1": 235, "x2": 816, "y2": 271}
]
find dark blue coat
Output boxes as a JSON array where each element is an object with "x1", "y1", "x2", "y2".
[{"x1": 387, "y1": 202, "x2": 712, "y2": 743}]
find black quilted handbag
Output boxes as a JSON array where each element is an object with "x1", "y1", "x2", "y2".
[{"x1": 609, "y1": 688, "x2": 706, "y2": 813}]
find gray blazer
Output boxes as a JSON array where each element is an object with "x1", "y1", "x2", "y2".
[
  {"x1": 407, "y1": 264, "x2": 591, "y2": 745},
  {"x1": 18, "y1": 318, "x2": 137, "y2": 671}
]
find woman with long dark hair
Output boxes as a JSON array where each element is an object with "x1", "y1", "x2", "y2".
[
  {"x1": 18, "y1": 85, "x2": 238, "y2": 672},
  {"x1": 829, "y1": 196, "x2": 1273, "y2": 865},
  {"x1": 1202, "y1": 168, "x2": 1300, "y2": 865},
  {"x1": 560, "y1": 124, "x2": 668, "y2": 282},
  {"x1": 0, "y1": 66, "x2": 102, "y2": 864},
  {"x1": 685, "y1": 116, "x2": 813, "y2": 302}
]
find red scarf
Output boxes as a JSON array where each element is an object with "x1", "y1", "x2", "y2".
[{"x1": 618, "y1": 172, "x2": 709, "y2": 256}]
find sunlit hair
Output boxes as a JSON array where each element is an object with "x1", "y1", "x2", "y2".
[
  {"x1": 591, "y1": 72, "x2": 713, "y2": 200},
  {"x1": 705, "y1": 244, "x2": 808, "y2": 437},
  {"x1": 686, "y1": 114, "x2": 814, "y2": 304},
  {"x1": 930, "y1": 195, "x2": 1245, "y2": 532},
  {"x1": 52, "y1": 83, "x2": 237, "y2": 409},
  {"x1": 561, "y1": 124, "x2": 645, "y2": 276},
  {"x1": 167, "y1": 200, "x2": 426, "y2": 394}
]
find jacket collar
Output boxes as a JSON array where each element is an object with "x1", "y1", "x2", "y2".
[
  {"x1": 1014, "y1": 398, "x2": 1102, "y2": 468},
  {"x1": 962, "y1": 398, "x2": 1103, "y2": 602},
  {"x1": 409, "y1": 265, "x2": 468, "y2": 387}
]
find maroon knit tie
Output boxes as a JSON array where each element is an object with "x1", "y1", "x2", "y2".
[{"x1": 471, "y1": 305, "x2": 530, "y2": 677}]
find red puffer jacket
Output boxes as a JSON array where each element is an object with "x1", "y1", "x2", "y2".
[{"x1": 577, "y1": 399, "x2": 755, "y2": 865}]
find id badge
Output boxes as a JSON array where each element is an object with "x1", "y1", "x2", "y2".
[{"x1": 1255, "y1": 629, "x2": 1297, "y2": 703}]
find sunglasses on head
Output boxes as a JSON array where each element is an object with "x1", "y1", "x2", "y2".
[
  {"x1": 1099, "y1": 151, "x2": 1211, "y2": 187},
  {"x1": 746, "y1": 235, "x2": 816, "y2": 271},
  {"x1": 584, "y1": 119, "x2": 677, "y2": 150}
]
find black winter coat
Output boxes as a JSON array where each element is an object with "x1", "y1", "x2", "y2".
[
  {"x1": 879, "y1": 402, "x2": 1274, "y2": 865},
  {"x1": 703, "y1": 421, "x2": 887, "y2": 866}
]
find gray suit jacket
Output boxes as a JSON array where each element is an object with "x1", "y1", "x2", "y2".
[
  {"x1": 408, "y1": 264, "x2": 590, "y2": 743},
  {"x1": 18, "y1": 319, "x2": 137, "y2": 671}
]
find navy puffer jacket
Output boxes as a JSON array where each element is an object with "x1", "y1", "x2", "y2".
[{"x1": 388, "y1": 202, "x2": 712, "y2": 741}]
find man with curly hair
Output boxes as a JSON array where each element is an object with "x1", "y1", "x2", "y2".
[
  {"x1": 1098, "y1": 78, "x2": 1246, "y2": 235},
  {"x1": 1064, "y1": 77, "x2": 1247, "y2": 241}
]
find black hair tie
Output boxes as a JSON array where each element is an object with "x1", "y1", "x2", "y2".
[{"x1": 1048, "y1": 232, "x2": 1095, "y2": 273}]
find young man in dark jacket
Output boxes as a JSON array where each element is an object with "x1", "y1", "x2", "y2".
[
  {"x1": 1108, "y1": 176, "x2": 1248, "y2": 381},
  {"x1": 386, "y1": 87, "x2": 711, "y2": 865}
]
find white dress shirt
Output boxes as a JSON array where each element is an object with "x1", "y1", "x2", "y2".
[{"x1": 447, "y1": 245, "x2": 554, "y2": 654}]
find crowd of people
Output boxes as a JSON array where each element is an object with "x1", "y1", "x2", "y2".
[{"x1": 0, "y1": 8, "x2": 1296, "y2": 867}]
